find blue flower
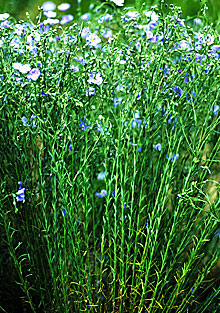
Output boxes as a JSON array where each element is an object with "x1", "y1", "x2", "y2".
[
  {"x1": 173, "y1": 85, "x2": 183, "y2": 97},
  {"x1": 214, "y1": 228, "x2": 220, "y2": 239},
  {"x1": 22, "y1": 117, "x2": 29, "y2": 126},
  {"x1": 175, "y1": 18, "x2": 185, "y2": 27},
  {"x1": 86, "y1": 87, "x2": 95, "y2": 96},
  {"x1": 169, "y1": 153, "x2": 179, "y2": 162},
  {"x1": 114, "y1": 97, "x2": 123, "y2": 108},
  {"x1": 96, "y1": 123, "x2": 104, "y2": 133},
  {"x1": 74, "y1": 57, "x2": 85, "y2": 65},
  {"x1": 210, "y1": 45, "x2": 220, "y2": 58},
  {"x1": 98, "y1": 14, "x2": 113, "y2": 24},
  {"x1": 96, "y1": 189, "x2": 107, "y2": 198},
  {"x1": 183, "y1": 72, "x2": 190, "y2": 83},
  {"x1": 62, "y1": 208, "x2": 66, "y2": 216},
  {"x1": 153, "y1": 143, "x2": 161, "y2": 151},
  {"x1": 186, "y1": 92, "x2": 196, "y2": 104},
  {"x1": 79, "y1": 118, "x2": 87, "y2": 131},
  {"x1": 17, "y1": 188, "x2": 25, "y2": 202},
  {"x1": 131, "y1": 118, "x2": 142, "y2": 128},
  {"x1": 213, "y1": 105, "x2": 219, "y2": 115},
  {"x1": 70, "y1": 66, "x2": 79, "y2": 72},
  {"x1": 176, "y1": 39, "x2": 190, "y2": 50}
]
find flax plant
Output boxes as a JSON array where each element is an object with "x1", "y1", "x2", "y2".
[{"x1": 0, "y1": 1, "x2": 220, "y2": 312}]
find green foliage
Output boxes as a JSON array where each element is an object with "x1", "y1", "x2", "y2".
[{"x1": 0, "y1": 1, "x2": 220, "y2": 312}]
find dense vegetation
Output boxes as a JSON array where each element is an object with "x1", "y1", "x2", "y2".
[{"x1": 0, "y1": 1, "x2": 220, "y2": 312}]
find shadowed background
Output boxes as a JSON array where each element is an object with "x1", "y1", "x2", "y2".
[{"x1": 0, "y1": 0, "x2": 220, "y2": 22}]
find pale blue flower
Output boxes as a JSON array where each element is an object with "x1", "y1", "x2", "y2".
[
  {"x1": 70, "y1": 65, "x2": 79, "y2": 72},
  {"x1": 22, "y1": 117, "x2": 29, "y2": 126},
  {"x1": 120, "y1": 59, "x2": 126, "y2": 65},
  {"x1": 81, "y1": 27, "x2": 90, "y2": 39},
  {"x1": 81, "y1": 13, "x2": 91, "y2": 21},
  {"x1": 88, "y1": 72, "x2": 103, "y2": 85},
  {"x1": 98, "y1": 14, "x2": 113, "y2": 23},
  {"x1": 177, "y1": 39, "x2": 190, "y2": 50},
  {"x1": 96, "y1": 122, "x2": 105, "y2": 133},
  {"x1": 153, "y1": 143, "x2": 162, "y2": 151},
  {"x1": 86, "y1": 87, "x2": 95, "y2": 96},
  {"x1": 97, "y1": 172, "x2": 106, "y2": 180},
  {"x1": 96, "y1": 189, "x2": 107, "y2": 198},
  {"x1": 114, "y1": 97, "x2": 122, "y2": 108},
  {"x1": 60, "y1": 14, "x2": 73, "y2": 25},
  {"x1": 213, "y1": 105, "x2": 219, "y2": 115},
  {"x1": 102, "y1": 29, "x2": 113, "y2": 39},
  {"x1": 145, "y1": 11, "x2": 159, "y2": 22},
  {"x1": 124, "y1": 11, "x2": 139, "y2": 22},
  {"x1": 27, "y1": 68, "x2": 41, "y2": 81},
  {"x1": 74, "y1": 56, "x2": 85, "y2": 65}
]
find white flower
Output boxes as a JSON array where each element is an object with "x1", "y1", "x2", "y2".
[
  {"x1": 44, "y1": 11, "x2": 57, "y2": 18},
  {"x1": 110, "y1": 0, "x2": 124, "y2": 6},
  {"x1": 145, "y1": 11, "x2": 159, "y2": 22},
  {"x1": 44, "y1": 18, "x2": 59, "y2": 25},
  {"x1": 42, "y1": 1, "x2": 56, "y2": 11},
  {"x1": 58, "y1": 3, "x2": 71, "y2": 11},
  {"x1": 0, "y1": 13, "x2": 10, "y2": 21},
  {"x1": 86, "y1": 33, "x2": 101, "y2": 48},
  {"x1": 207, "y1": 34, "x2": 214, "y2": 46}
]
